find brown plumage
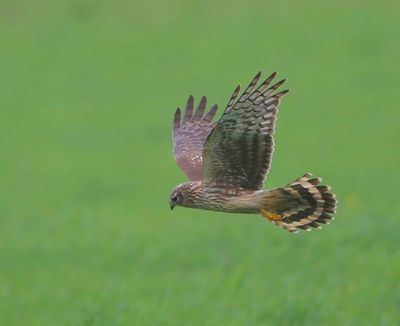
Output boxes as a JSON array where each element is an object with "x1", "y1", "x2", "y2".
[{"x1": 169, "y1": 71, "x2": 337, "y2": 233}]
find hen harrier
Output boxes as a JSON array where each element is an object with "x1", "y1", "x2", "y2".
[{"x1": 169, "y1": 71, "x2": 336, "y2": 233}]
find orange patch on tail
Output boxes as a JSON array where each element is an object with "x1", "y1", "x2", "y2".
[{"x1": 260, "y1": 209, "x2": 282, "y2": 221}]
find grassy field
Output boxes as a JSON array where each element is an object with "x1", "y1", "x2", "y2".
[{"x1": 1, "y1": 0, "x2": 399, "y2": 324}]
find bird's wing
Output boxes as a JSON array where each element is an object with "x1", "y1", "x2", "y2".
[
  {"x1": 202, "y1": 71, "x2": 289, "y2": 190},
  {"x1": 173, "y1": 96, "x2": 218, "y2": 181}
]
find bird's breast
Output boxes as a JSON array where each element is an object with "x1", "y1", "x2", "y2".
[{"x1": 191, "y1": 188, "x2": 262, "y2": 214}]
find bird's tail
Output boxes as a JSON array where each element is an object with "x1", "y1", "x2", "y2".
[{"x1": 259, "y1": 173, "x2": 337, "y2": 233}]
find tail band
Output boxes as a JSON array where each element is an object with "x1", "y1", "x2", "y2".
[{"x1": 263, "y1": 173, "x2": 337, "y2": 233}]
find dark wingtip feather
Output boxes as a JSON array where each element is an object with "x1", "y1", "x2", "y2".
[
  {"x1": 248, "y1": 71, "x2": 262, "y2": 88},
  {"x1": 258, "y1": 79, "x2": 287, "y2": 100},
  {"x1": 263, "y1": 71, "x2": 277, "y2": 86},
  {"x1": 193, "y1": 96, "x2": 207, "y2": 121},
  {"x1": 275, "y1": 89, "x2": 290, "y2": 98},
  {"x1": 272, "y1": 78, "x2": 287, "y2": 89},
  {"x1": 226, "y1": 84, "x2": 241, "y2": 111},
  {"x1": 254, "y1": 70, "x2": 262, "y2": 80},
  {"x1": 240, "y1": 72, "x2": 263, "y2": 102},
  {"x1": 204, "y1": 104, "x2": 218, "y2": 122},
  {"x1": 269, "y1": 71, "x2": 277, "y2": 79},
  {"x1": 249, "y1": 71, "x2": 280, "y2": 100},
  {"x1": 199, "y1": 96, "x2": 207, "y2": 107},
  {"x1": 173, "y1": 108, "x2": 181, "y2": 129},
  {"x1": 183, "y1": 95, "x2": 194, "y2": 123}
]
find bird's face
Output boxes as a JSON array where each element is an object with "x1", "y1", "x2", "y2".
[
  {"x1": 169, "y1": 182, "x2": 200, "y2": 210},
  {"x1": 169, "y1": 186, "x2": 184, "y2": 210}
]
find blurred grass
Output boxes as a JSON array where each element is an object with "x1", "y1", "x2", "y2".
[{"x1": 0, "y1": 0, "x2": 399, "y2": 325}]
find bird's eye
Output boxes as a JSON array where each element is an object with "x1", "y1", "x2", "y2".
[{"x1": 172, "y1": 195, "x2": 179, "y2": 202}]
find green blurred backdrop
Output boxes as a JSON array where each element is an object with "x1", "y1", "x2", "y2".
[{"x1": 1, "y1": 0, "x2": 399, "y2": 325}]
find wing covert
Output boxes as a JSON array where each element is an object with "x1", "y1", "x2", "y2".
[{"x1": 202, "y1": 71, "x2": 289, "y2": 189}]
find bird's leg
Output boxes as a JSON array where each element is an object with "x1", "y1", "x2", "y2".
[{"x1": 260, "y1": 209, "x2": 283, "y2": 221}]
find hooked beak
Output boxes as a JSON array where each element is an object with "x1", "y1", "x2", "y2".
[{"x1": 170, "y1": 202, "x2": 175, "y2": 210}]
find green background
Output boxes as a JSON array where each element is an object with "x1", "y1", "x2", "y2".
[{"x1": 1, "y1": 0, "x2": 399, "y2": 324}]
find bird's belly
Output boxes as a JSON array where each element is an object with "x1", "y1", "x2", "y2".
[{"x1": 199, "y1": 191, "x2": 263, "y2": 214}]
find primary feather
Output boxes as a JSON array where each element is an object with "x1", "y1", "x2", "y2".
[{"x1": 173, "y1": 96, "x2": 218, "y2": 181}]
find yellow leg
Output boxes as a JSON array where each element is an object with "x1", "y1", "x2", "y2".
[{"x1": 260, "y1": 209, "x2": 283, "y2": 221}]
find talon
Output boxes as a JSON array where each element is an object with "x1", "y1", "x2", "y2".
[{"x1": 260, "y1": 209, "x2": 282, "y2": 221}]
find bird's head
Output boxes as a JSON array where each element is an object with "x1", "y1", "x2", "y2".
[
  {"x1": 169, "y1": 182, "x2": 200, "y2": 210},
  {"x1": 169, "y1": 186, "x2": 184, "y2": 210}
]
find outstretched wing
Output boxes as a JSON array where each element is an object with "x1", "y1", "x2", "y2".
[
  {"x1": 202, "y1": 71, "x2": 289, "y2": 190},
  {"x1": 173, "y1": 96, "x2": 218, "y2": 181}
]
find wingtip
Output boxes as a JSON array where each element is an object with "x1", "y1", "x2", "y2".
[
  {"x1": 174, "y1": 107, "x2": 181, "y2": 117},
  {"x1": 204, "y1": 103, "x2": 219, "y2": 122},
  {"x1": 187, "y1": 95, "x2": 194, "y2": 103},
  {"x1": 275, "y1": 89, "x2": 290, "y2": 98},
  {"x1": 270, "y1": 71, "x2": 278, "y2": 79},
  {"x1": 269, "y1": 78, "x2": 287, "y2": 91},
  {"x1": 173, "y1": 107, "x2": 181, "y2": 128},
  {"x1": 209, "y1": 103, "x2": 218, "y2": 114}
]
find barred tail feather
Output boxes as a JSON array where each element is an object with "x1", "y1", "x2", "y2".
[{"x1": 260, "y1": 173, "x2": 337, "y2": 233}]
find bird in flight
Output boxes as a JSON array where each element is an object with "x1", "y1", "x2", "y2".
[{"x1": 169, "y1": 71, "x2": 336, "y2": 233}]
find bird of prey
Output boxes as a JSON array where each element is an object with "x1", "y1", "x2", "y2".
[{"x1": 169, "y1": 71, "x2": 336, "y2": 233}]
